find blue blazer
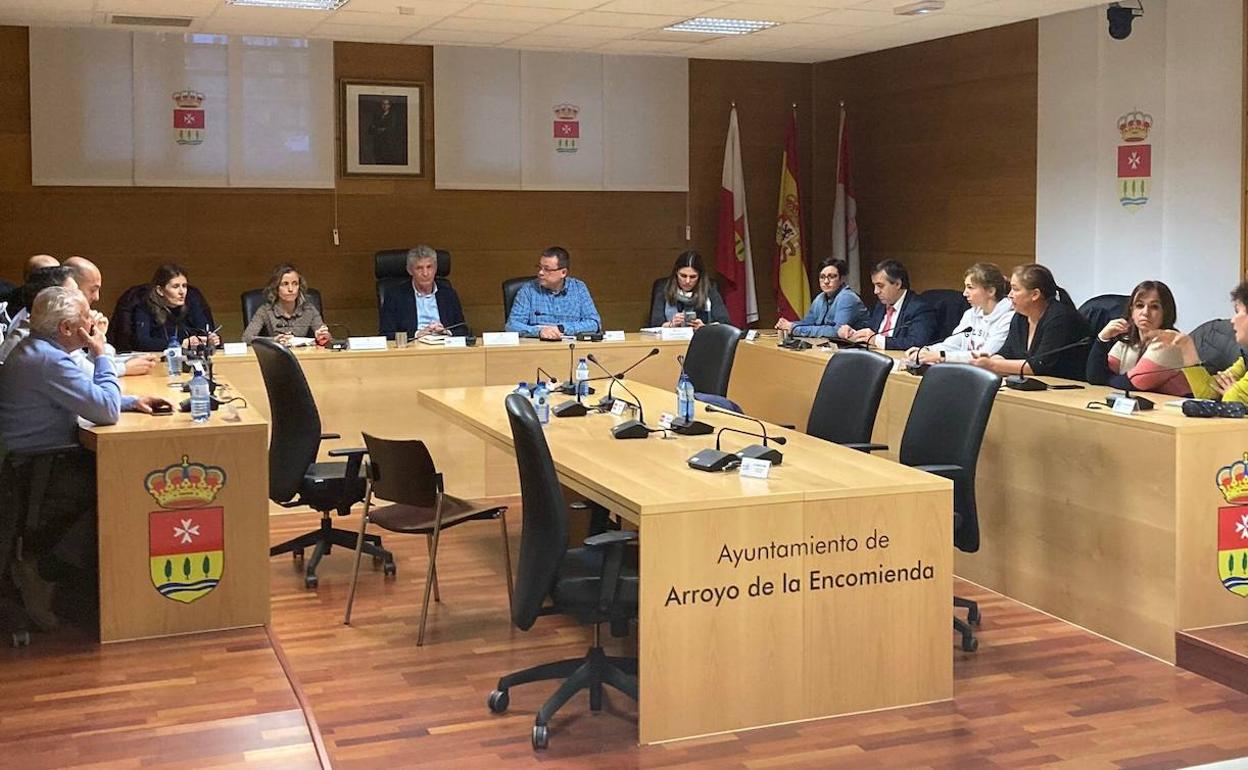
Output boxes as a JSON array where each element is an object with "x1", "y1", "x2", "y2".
[
  {"x1": 378, "y1": 279, "x2": 467, "y2": 339},
  {"x1": 864, "y1": 292, "x2": 939, "y2": 350}
]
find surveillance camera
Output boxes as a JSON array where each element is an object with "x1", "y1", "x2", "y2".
[{"x1": 1107, "y1": 2, "x2": 1141, "y2": 41}]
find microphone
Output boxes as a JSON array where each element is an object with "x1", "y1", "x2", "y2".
[
  {"x1": 534, "y1": 366, "x2": 561, "y2": 390},
  {"x1": 704, "y1": 403, "x2": 785, "y2": 465},
  {"x1": 906, "y1": 326, "x2": 972, "y2": 373},
  {"x1": 600, "y1": 374, "x2": 652, "y2": 439},
  {"x1": 1107, "y1": 359, "x2": 1204, "y2": 412},
  {"x1": 1005, "y1": 337, "x2": 1092, "y2": 391},
  {"x1": 557, "y1": 341, "x2": 581, "y2": 395},
  {"x1": 326, "y1": 322, "x2": 351, "y2": 350},
  {"x1": 550, "y1": 371, "x2": 616, "y2": 418},
  {"x1": 586, "y1": 348, "x2": 659, "y2": 409}
]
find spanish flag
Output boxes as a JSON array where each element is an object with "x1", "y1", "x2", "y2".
[{"x1": 774, "y1": 108, "x2": 810, "y2": 321}]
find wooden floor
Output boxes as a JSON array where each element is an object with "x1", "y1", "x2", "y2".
[{"x1": 7, "y1": 506, "x2": 1248, "y2": 769}]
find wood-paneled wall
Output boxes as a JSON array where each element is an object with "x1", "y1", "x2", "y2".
[{"x1": 812, "y1": 21, "x2": 1039, "y2": 298}]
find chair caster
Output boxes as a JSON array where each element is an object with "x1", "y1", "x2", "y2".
[
  {"x1": 961, "y1": 635, "x2": 978, "y2": 652},
  {"x1": 11, "y1": 630, "x2": 29, "y2": 648},
  {"x1": 487, "y1": 689, "x2": 509, "y2": 713},
  {"x1": 383, "y1": 560, "x2": 397, "y2": 578},
  {"x1": 304, "y1": 574, "x2": 318, "y2": 589},
  {"x1": 531, "y1": 723, "x2": 549, "y2": 750}
]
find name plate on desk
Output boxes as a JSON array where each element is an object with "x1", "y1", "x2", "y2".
[
  {"x1": 1112, "y1": 397, "x2": 1139, "y2": 415},
  {"x1": 347, "y1": 336, "x2": 388, "y2": 351},
  {"x1": 739, "y1": 457, "x2": 772, "y2": 479},
  {"x1": 745, "y1": 330, "x2": 758, "y2": 342},
  {"x1": 659, "y1": 327, "x2": 695, "y2": 341},
  {"x1": 482, "y1": 331, "x2": 520, "y2": 347},
  {"x1": 443, "y1": 336, "x2": 467, "y2": 348},
  {"x1": 603, "y1": 330, "x2": 626, "y2": 342},
  {"x1": 221, "y1": 342, "x2": 248, "y2": 356}
]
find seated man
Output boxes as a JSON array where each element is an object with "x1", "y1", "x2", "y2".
[
  {"x1": 0, "y1": 254, "x2": 58, "y2": 335},
  {"x1": 506, "y1": 246, "x2": 602, "y2": 340},
  {"x1": 838, "y1": 259, "x2": 938, "y2": 351},
  {"x1": 0, "y1": 265, "x2": 78, "y2": 364},
  {"x1": 379, "y1": 245, "x2": 467, "y2": 339},
  {"x1": 64, "y1": 256, "x2": 157, "y2": 376},
  {"x1": 0, "y1": 286, "x2": 167, "y2": 629}
]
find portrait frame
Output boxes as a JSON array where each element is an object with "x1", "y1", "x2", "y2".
[{"x1": 340, "y1": 79, "x2": 425, "y2": 178}]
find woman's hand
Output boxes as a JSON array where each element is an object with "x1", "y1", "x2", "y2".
[
  {"x1": 314, "y1": 325, "x2": 331, "y2": 346},
  {"x1": 669, "y1": 314, "x2": 685, "y2": 327},
  {"x1": 836, "y1": 324, "x2": 853, "y2": 340},
  {"x1": 689, "y1": 318, "x2": 705, "y2": 330},
  {"x1": 1098, "y1": 318, "x2": 1130, "y2": 343},
  {"x1": 917, "y1": 348, "x2": 942, "y2": 365},
  {"x1": 1213, "y1": 370, "x2": 1239, "y2": 395},
  {"x1": 1150, "y1": 332, "x2": 1200, "y2": 366},
  {"x1": 276, "y1": 333, "x2": 293, "y2": 346}
]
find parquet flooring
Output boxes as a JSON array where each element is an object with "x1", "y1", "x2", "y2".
[{"x1": 8, "y1": 505, "x2": 1248, "y2": 768}]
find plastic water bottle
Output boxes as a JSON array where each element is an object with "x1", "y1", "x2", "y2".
[
  {"x1": 189, "y1": 364, "x2": 211, "y2": 423},
  {"x1": 677, "y1": 372, "x2": 695, "y2": 423},
  {"x1": 514, "y1": 381, "x2": 530, "y2": 398},
  {"x1": 165, "y1": 336, "x2": 181, "y2": 377},
  {"x1": 575, "y1": 358, "x2": 590, "y2": 398},
  {"x1": 534, "y1": 381, "x2": 550, "y2": 424}
]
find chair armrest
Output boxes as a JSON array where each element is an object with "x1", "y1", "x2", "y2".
[
  {"x1": 778, "y1": 423, "x2": 796, "y2": 430},
  {"x1": 327, "y1": 446, "x2": 366, "y2": 458},
  {"x1": 843, "y1": 442, "x2": 888, "y2": 453},
  {"x1": 584, "y1": 530, "x2": 639, "y2": 548},
  {"x1": 911, "y1": 463, "x2": 964, "y2": 480},
  {"x1": 320, "y1": 432, "x2": 341, "y2": 441},
  {"x1": 327, "y1": 447, "x2": 367, "y2": 511}
]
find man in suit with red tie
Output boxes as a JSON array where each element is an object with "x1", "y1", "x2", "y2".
[{"x1": 838, "y1": 259, "x2": 938, "y2": 351}]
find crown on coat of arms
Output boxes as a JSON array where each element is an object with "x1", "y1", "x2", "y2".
[
  {"x1": 553, "y1": 103, "x2": 579, "y2": 120},
  {"x1": 172, "y1": 90, "x2": 205, "y2": 109},
  {"x1": 145, "y1": 456, "x2": 225, "y2": 508},
  {"x1": 1217, "y1": 454, "x2": 1248, "y2": 504},
  {"x1": 1117, "y1": 109, "x2": 1152, "y2": 142}
]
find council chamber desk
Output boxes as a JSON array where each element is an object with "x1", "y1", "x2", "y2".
[
  {"x1": 213, "y1": 335, "x2": 687, "y2": 499},
  {"x1": 80, "y1": 369, "x2": 269, "y2": 642},
  {"x1": 728, "y1": 338, "x2": 1248, "y2": 663},
  {"x1": 418, "y1": 381, "x2": 953, "y2": 744}
]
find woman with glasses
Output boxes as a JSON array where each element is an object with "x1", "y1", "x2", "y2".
[
  {"x1": 906, "y1": 262, "x2": 1014, "y2": 364},
  {"x1": 775, "y1": 257, "x2": 869, "y2": 338},
  {"x1": 649, "y1": 250, "x2": 730, "y2": 329}
]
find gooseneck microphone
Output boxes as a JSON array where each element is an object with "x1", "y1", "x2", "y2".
[
  {"x1": 551, "y1": 371, "x2": 617, "y2": 418},
  {"x1": 586, "y1": 348, "x2": 659, "y2": 409},
  {"x1": 704, "y1": 403, "x2": 785, "y2": 465},
  {"x1": 1006, "y1": 337, "x2": 1093, "y2": 391}
]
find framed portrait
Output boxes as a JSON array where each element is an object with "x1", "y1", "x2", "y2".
[{"x1": 341, "y1": 80, "x2": 425, "y2": 177}]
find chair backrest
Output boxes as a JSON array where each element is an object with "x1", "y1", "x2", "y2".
[
  {"x1": 240, "y1": 288, "x2": 324, "y2": 327},
  {"x1": 899, "y1": 364, "x2": 1000, "y2": 553},
  {"x1": 360, "y1": 433, "x2": 438, "y2": 508},
  {"x1": 683, "y1": 323, "x2": 740, "y2": 397},
  {"x1": 374, "y1": 249, "x2": 451, "y2": 326},
  {"x1": 250, "y1": 338, "x2": 323, "y2": 503},
  {"x1": 502, "y1": 276, "x2": 530, "y2": 322},
  {"x1": 1189, "y1": 318, "x2": 1242, "y2": 372},
  {"x1": 504, "y1": 392, "x2": 569, "y2": 631},
  {"x1": 648, "y1": 276, "x2": 667, "y2": 325},
  {"x1": 1077, "y1": 293, "x2": 1128, "y2": 336},
  {"x1": 920, "y1": 289, "x2": 970, "y2": 340},
  {"x1": 805, "y1": 349, "x2": 894, "y2": 445},
  {"x1": 108, "y1": 283, "x2": 149, "y2": 350}
]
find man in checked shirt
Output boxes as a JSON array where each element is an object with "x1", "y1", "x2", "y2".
[{"x1": 506, "y1": 246, "x2": 602, "y2": 341}]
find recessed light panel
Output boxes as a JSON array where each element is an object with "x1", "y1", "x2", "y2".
[
  {"x1": 664, "y1": 17, "x2": 779, "y2": 36},
  {"x1": 226, "y1": 0, "x2": 349, "y2": 10}
]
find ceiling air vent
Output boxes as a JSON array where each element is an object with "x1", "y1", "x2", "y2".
[{"x1": 109, "y1": 15, "x2": 195, "y2": 28}]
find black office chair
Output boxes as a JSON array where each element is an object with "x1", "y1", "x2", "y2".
[
  {"x1": 682, "y1": 323, "x2": 741, "y2": 397},
  {"x1": 374, "y1": 248, "x2": 451, "y2": 328},
  {"x1": 251, "y1": 338, "x2": 393, "y2": 589},
  {"x1": 343, "y1": 433, "x2": 512, "y2": 646},
  {"x1": 0, "y1": 444, "x2": 80, "y2": 647},
  {"x1": 921, "y1": 289, "x2": 970, "y2": 340},
  {"x1": 806, "y1": 349, "x2": 894, "y2": 451},
  {"x1": 1078, "y1": 293, "x2": 1129, "y2": 337},
  {"x1": 502, "y1": 276, "x2": 530, "y2": 323},
  {"x1": 240, "y1": 288, "x2": 324, "y2": 327},
  {"x1": 486, "y1": 394, "x2": 638, "y2": 750},
  {"x1": 862, "y1": 364, "x2": 999, "y2": 652},
  {"x1": 1189, "y1": 318, "x2": 1241, "y2": 372},
  {"x1": 109, "y1": 284, "x2": 215, "y2": 352}
]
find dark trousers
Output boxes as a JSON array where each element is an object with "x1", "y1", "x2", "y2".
[{"x1": 0, "y1": 448, "x2": 98, "y2": 593}]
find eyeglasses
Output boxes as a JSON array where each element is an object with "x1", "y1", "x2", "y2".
[
  {"x1": 536, "y1": 264, "x2": 566, "y2": 275},
  {"x1": 818, "y1": 274, "x2": 839, "y2": 283}
]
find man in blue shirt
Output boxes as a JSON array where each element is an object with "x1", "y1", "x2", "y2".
[
  {"x1": 0, "y1": 286, "x2": 167, "y2": 629},
  {"x1": 506, "y1": 246, "x2": 602, "y2": 340}
]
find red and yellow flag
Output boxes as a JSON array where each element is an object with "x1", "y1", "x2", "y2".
[
  {"x1": 774, "y1": 109, "x2": 810, "y2": 321},
  {"x1": 716, "y1": 105, "x2": 758, "y2": 327}
]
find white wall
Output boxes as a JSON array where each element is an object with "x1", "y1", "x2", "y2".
[{"x1": 1037, "y1": 0, "x2": 1242, "y2": 325}]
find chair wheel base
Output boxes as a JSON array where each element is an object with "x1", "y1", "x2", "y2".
[
  {"x1": 487, "y1": 689, "x2": 509, "y2": 713},
  {"x1": 304, "y1": 574, "x2": 318, "y2": 589},
  {"x1": 968, "y1": 608, "x2": 982, "y2": 626},
  {"x1": 961, "y1": 635, "x2": 978, "y2": 652},
  {"x1": 383, "y1": 561, "x2": 397, "y2": 578},
  {"x1": 293, "y1": 550, "x2": 304, "y2": 564},
  {"x1": 531, "y1": 723, "x2": 549, "y2": 750}
]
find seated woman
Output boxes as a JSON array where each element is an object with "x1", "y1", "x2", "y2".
[
  {"x1": 775, "y1": 257, "x2": 868, "y2": 338},
  {"x1": 1159, "y1": 281, "x2": 1248, "y2": 403},
  {"x1": 1086, "y1": 280, "x2": 1192, "y2": 396},
  {"x1": 242, "y1": 263, "x2": 330, "y2": 346},
  {"x1": 970, "y1": 264, "x2": 1091, "y2": 380},
  {"x1": 906, "y1": 262, "x2": 1014, "y2": 364},
  {"x1": 649, "y1": 251, "x2": 730, "y2": 329},
  {"x1": 130, "y1": 264, "x2": 218, "y2": 352}
]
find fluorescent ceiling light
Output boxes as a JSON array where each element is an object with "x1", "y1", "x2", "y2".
[
  {"x1": 664, "y1": 17, "x2": 779, "y2": 35},
  {"x1": 894, "y1": 0, "x2": 945, "y2": 15},
  {"x1": 226, "y1": 0, "x2": 350, "y2": 9}
]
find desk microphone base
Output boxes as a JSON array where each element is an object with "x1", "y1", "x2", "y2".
[
  {"x1": 687, "y1": 448, "x2": 740, "y2": 472},
  {"x1": 739, "y1": 444, "x2": 783, "y2": 465}
]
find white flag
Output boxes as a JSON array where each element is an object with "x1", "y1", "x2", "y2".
[{"x1": 831, "y1": 105, "x2": 861, "y2": 290}]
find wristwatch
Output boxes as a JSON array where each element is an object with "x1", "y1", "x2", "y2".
[{"x1": 939, "y1": 351, "x2": 946, "y2": 361}]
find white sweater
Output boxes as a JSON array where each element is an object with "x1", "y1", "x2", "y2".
[{"x1": 929, "y1": 298, "x2": 1015, "y2": 362}]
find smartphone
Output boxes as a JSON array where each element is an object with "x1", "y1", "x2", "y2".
[{"x1": 683, "y1": 311, "x2": 698, "y2": 324}]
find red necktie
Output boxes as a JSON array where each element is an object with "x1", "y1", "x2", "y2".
[{"x1": 881, "y1": 304, "x2": 896, "y2": 335}]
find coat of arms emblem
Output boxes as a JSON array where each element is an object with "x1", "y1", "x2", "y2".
[
  {"x1": 145, "y1": 456, "x2": 226, "y2": 603},
  {"x1": 1216, "y1": 454, "x2": 1248, "y2": 597},
  {"x1": 172, "y1": 90, "x2": 205, "y2": 146}
]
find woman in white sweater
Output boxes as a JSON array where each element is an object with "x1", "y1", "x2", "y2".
[{"x1": 906, "y1": 262, "x2": 1014, "y2": 364}]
